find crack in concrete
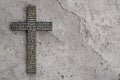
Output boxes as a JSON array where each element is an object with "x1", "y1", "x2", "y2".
[
  {"x1": 54, "y1": 0, "x2": 92, "y2": 47},
  {"x1": 91, "y1": 49, "x2": 113, "y2": 72},
  {"x1": 54, "y1": 0, "x2": 81, "y2": 34},
  {"x1": 54, "y1": 0, "x2": 89, "y2": 49},
  {"x1": 54, "y1": 0, "x2": 113, "y2": 72}
]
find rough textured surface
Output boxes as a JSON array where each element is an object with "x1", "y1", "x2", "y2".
[{"x1": 0, "y1": 0, "x2": 119, "y2": 80}]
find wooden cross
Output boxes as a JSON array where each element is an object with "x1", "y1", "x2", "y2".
[{"x1": 10, "y1": 5, "x2": 52, "y2": 74}]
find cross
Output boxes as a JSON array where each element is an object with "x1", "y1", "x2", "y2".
[{"x1": 10, "y1": 5, "x2": 52, "y2": 74}]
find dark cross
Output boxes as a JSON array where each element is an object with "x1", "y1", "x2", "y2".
[{"x1": 10, "y1": 5, "x2": 52, "y2": 74}]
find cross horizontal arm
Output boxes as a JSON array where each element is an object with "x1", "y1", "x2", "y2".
[
  {"x1": 10, "y1": 22, "x2": 27, "y2": 31},
  {"x1": 10, "y1": 22, "x2": 52, "y2": 31},
  {"x1": 35, "y1": 22, "x2": 52, "y2": 31}
]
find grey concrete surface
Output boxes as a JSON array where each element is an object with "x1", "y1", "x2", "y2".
[{"x1": 0, "y1": 0, "x2": 119, "y2": 80}]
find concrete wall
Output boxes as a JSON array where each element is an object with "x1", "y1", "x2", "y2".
[{"x1": 0, "y1": 0, "x2": 119, "y2": 80}]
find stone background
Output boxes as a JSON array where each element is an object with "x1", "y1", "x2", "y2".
[{"x1": 0, "y1": 0, "x2": 120, "y2": 80}]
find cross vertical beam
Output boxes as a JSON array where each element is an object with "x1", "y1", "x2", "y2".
[
  {"x1": 26, "y1": 5, "x2": 37, "y2": 74},
  {"x1": 27, "y1": 5, "x2": 36, "y2": 22},
  {"x1": 10, "y1": 5, "x2": 52, "y2": 74},
  {"x1": 27, "y1": 30, "x2": 36, "y2": 73}
]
